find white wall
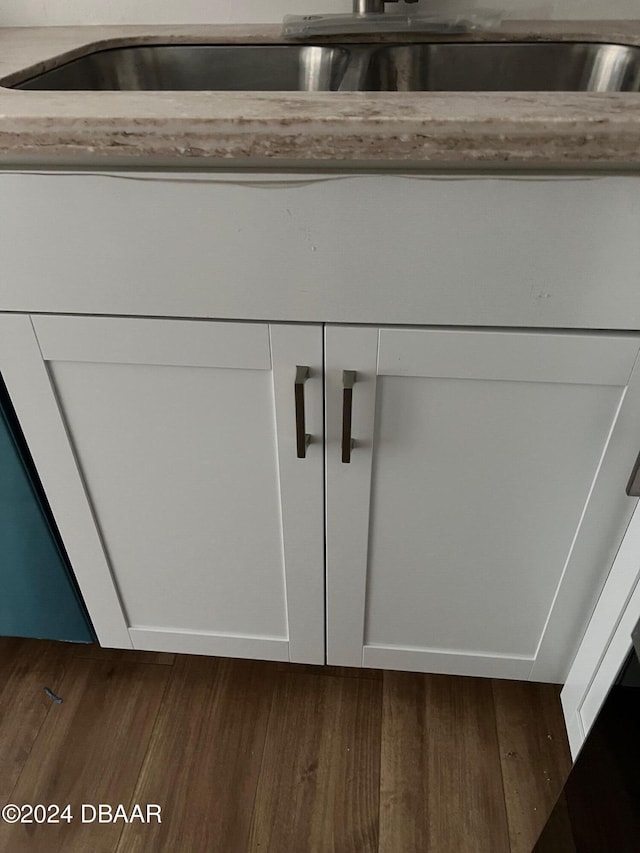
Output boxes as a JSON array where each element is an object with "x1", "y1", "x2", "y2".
[{"x1": 1, "y1": 0, "x2": 638, "y2": 27}]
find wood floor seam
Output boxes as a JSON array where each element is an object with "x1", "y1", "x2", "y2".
[
  {"x1": 491, "y1": 679, "x2": 515, "y2": 853},
  {"x1": 375, "y1": 674, "x2": 384, "y2": 853},
  {"x1": 113, "y1": 655, "x2": 178, "y2": 853},
  {"x1": 245, "y1": 662, "x2": 279, "y2": 848}
]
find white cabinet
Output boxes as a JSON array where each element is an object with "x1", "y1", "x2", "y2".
[
  {"x1": 325, "y1": 327, "x2": 640, "y2": 681},
  {"x1": 2, "y1": 316, "x2": 640, "y2": 678},
  {"x1": 0, "y1": 315, "x2": 325, "y2": 664},
  {"x1": 3, "y1": 172, "x2": 640, "y2": 678}
]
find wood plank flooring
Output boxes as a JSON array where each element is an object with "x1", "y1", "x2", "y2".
[
  {"x1": 380, "y1": 672, "x2": 510, "y2": 853},
  {"x1": 0, "y1": 639, "x2": 572, "y2": 853}
]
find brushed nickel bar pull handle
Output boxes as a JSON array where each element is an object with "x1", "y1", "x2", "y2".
[
  {"x1": 295, "y1": 366, "x2": 311, "y2": 459},
  {"x1": 626, "y1": 450, "x2": 640, "y2": 496},
  {"x1": 342, "y1": 370, "x2": 356, "y2": 464}
]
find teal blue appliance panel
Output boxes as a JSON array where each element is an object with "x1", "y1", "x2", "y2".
[{"x1": 0, "y1": 377, "x2": 94, "y2": 642}]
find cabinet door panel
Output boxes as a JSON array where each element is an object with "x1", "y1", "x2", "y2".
[
  {"x1": 21, "y1": 316, "x2": 324, "y2": 663},
  {"x1": 48, "y1": 360, "x2": 288, "y2": 639},
  {"x1": 326, "y1": 326, "x2": 640, "y2": 681},
  {"x1": 367, "y1": 377, "x2": 618, "y2": 654}
]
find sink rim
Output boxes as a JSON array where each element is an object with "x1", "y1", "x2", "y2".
[{"x1": 7, "y1": 39, "x2": 640, "y2": 94}]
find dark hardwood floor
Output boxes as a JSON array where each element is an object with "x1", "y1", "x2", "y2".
[{"x1": 0, "y1": 639, "x2": 572, "y2": 853}]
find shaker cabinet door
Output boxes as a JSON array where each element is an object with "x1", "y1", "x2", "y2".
[
  {"x1": 1, "y1": 315, "x2": 325, "y2": 664},
  {"x1": 325, "y1": 326, "x2": 640, "y2": 681}
]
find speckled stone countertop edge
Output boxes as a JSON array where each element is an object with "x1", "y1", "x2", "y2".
[{"x1": 1, "y1": 22, "x2": 640, "y2": 168}]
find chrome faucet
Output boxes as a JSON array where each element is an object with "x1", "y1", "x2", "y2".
[{"x1": 353, "y1": 0, "x2": 418, "y2": 13}]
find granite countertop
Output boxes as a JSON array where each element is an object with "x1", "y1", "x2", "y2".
[{"x1": 0, "y1": 22, "x2": 639, "y2": 168}]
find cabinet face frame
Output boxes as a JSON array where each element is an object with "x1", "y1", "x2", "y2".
[
  {"x1": 0, "y1": 314, "x2": 325, "y2": 664},
  {"x1": 0, "y1": 314, "x2": 131, "y2": 648},
  {"x1": 325, "y1": 325, "x2": 640, "y2": 682}
]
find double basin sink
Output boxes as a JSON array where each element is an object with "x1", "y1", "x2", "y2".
[{"x1": 13, "y1": 41, "x2": 640, "y2": 92}]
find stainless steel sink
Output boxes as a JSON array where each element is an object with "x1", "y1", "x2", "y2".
[
  {"x1": 12, "y1": 41, "x2": 640, "y2": 92},
  {"x1": 359, "y1": 42, "x2": 640, "y2": 91},
  {"x1": 13, "y1": 45, "x2": 350, "y2": 92}
]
